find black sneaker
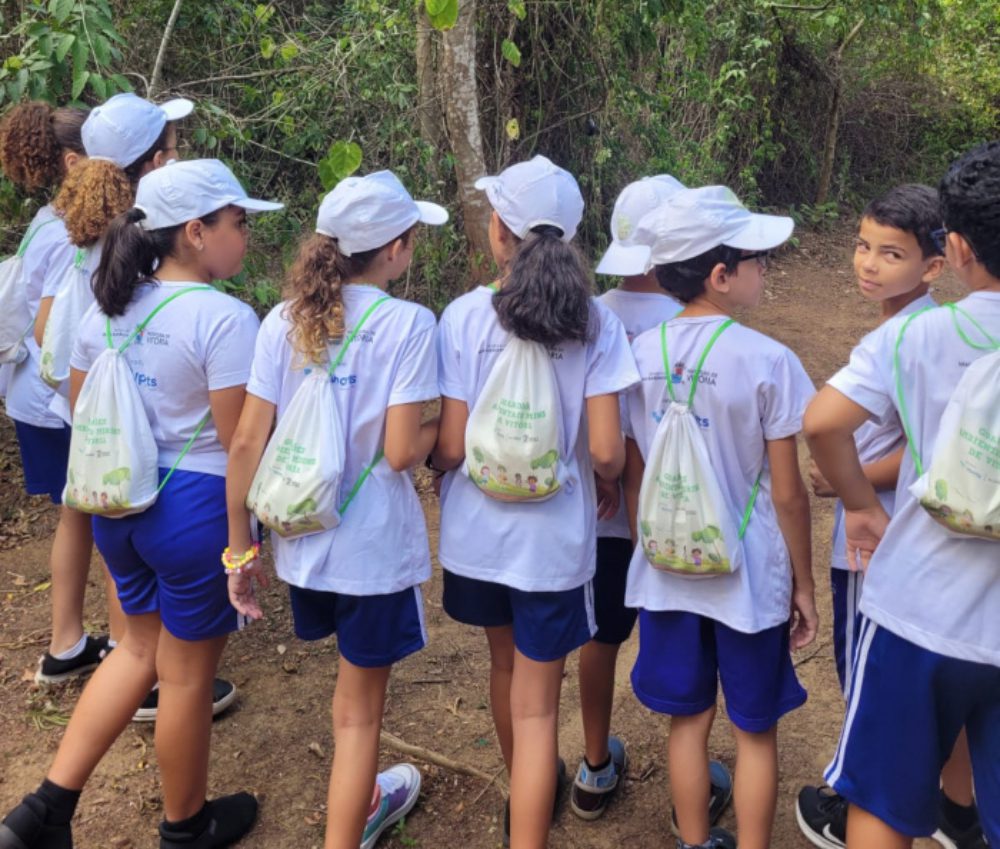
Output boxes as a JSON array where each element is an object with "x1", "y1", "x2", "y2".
[
  {"x1": 158, "y1": 793, "x2": 257, "y2": 849},
  {"x1": 795, "y1": 785, "x2": 847, "y2": 849},
  {"x1": 932, "y1": 790, "x2": 987, "y2": 849},
  {"x1": 570, "y1": 735, "x2": 628, "y2": 821},
  {"x1": 678, "y1": 826, "x2": 737, "y2": 849},
  {"x1": 133, "y1": 678, "x2": 238, "y2": 723},
  {"x1": 34, "y1": 635, "x2": 110, "y2": 685},
  {"x1": 670, "y1": 759, "x2": 734, "y2": 835},
  {"x1": 501, "y1": 758, "x2": 566, "y2": 848},
  {"x1": 0, "y1": 794, "x2": 72, "y2": 849}
]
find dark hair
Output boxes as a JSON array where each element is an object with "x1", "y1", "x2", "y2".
[
  {"x1": 0, "y1": 102, "x2": 87, "y2": 191},
  {"x1": 862, "y1": 183, "x2": 942, "y2": 258},
  {"x1": 493, "y1": 224, "x2": 594, "y2": 344},
  {"x1": 655, "y1": 244, "x2": 743, "y2": 303},
  {"x1": 93, "y1": 206, "x2": 219, "y2": 316},
  {"x1": 940, "y1": 141, "x2": 1000, "y2": 279}
]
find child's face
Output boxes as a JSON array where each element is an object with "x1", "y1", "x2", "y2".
[
  {"x1": 725, "y1": 253, "x2": 767, "y2": 308},
  {"x1": 200, "y1": 206, "x2": 249, "y2": 280},
  {"x1": 853, "y1": 217, "x2": 940, "y2": 302}
]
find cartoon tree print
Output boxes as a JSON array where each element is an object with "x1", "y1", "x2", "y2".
[
  {"x1": 699, "y1": 524, "x2": 725, "y2": 563},
  {"x1": 288, "y1": 496, "x2": 318, "y2": 517},
  {"x1": 934, "y1": 479, "x2": 948, "y2": 502},
  {"x1": 530, "y1": 448, "x2": 559, "y2": 490},
  {"x1": 102, "y1": 467, "x2": 131, "y2": 503},
  {"x1": 639, "y1": 519, "x2": 652, "y2": 538},
  {"x1": 472, "y1": 446, "x2": 485, "y2": 465}
]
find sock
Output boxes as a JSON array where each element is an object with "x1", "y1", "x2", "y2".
[
  {"x1": 161, "y1": 803, "x2": 210, "y2": 838},
  {"x1": 367, "y1": 785, "x2": 382, "y2": 821},
  {"x1": 51, "y1": 634, "x2": 87, "y2": 661},
  {"x1": 941, "y1": 791, "x2": 979, "y2": 831},
  {"x1": 106, "y1": 639, "x2": 118, "y2": 649},
  {"x1": 36, "y1": 778, "x2": 81, "y2": 826},
  {"x1": 584, "y1": 754, "x2": 612, "y2": 773}
]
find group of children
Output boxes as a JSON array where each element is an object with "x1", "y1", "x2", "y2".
[{"x1": 0, "y1": 91, "x2": 995, "y2": 849}]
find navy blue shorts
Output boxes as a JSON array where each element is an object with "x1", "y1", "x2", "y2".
[
  {"x1": 593, "y1": 537, "x2": 638, "y2": 645},
  {"x1": 631, "y1": 610, "x2": 807, "y2": 732},
  {"x1": 13, "y1": 420, "x2": 71, "y2": 504},
  {"x1": 831, "y1": 568, "x2": 864, "y2": 696},
  {"x1": 442, "y1": 570, "x2": 595, "y2": 662},
  {"x1": 289, "y1": 584, "x2": 426, "y2": 668},
  {"x1": 93, "y1": 468, "x2": 238, "y2": 642},
  {"x1": 827, "y1": 618, "x2": 1000, "y2": 842}
]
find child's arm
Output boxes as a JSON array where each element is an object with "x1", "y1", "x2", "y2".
[
  {"x1": 431, "y1": 396, "x2": 469, "y2": 471},
  {"x1": 34, "y1": 296, "x2": 53, "y2": 347},
  {"x1": 809, "y1": 447, "x2": 904, "y2": 497},
  {"x1": 586, "y1": 393, "x2": 626, "y2": 481},
  {"x1": 384, "y1": 402, "x2": 439, "y2": 471},
  {"x1": 622, "y1": 437, "x2": 645, "y2": 546},
  {"x1": 766, "y1": 435, "x2": 817, "y2": 650}
]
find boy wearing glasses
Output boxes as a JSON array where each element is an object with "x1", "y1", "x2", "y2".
[{"x1": 804, "y1": 147, "x2": 1000, "y2": 848}]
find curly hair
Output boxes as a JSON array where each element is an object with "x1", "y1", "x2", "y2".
[
  {"x1": 0, "y1": 102, "x2": 87, "y2": 192},
  {"x1": 282, "y1": 230, "x2": 412, "y2": 366}
]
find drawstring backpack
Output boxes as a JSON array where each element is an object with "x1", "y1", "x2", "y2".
[
  {"x1": 637, "y1": 319, "x2": 759, "y2": 576},
  {"x1": 247, "y1": 296, "x2": 389, "y2": 540},
  {"x1": 0, "y1": 218, "x2": 57, "y2": 364},
  {"x1": 40, "y1": 247, "x2": 93, "y2": 387},
  {"x1": 63, "y1": 286, "x2": 212, "y2": 517},
  {"x1": 896, "y1": 304, "x2": 1000, "y2": 542}
]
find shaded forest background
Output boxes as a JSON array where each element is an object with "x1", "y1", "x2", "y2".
[{"x1": 2, "y1": 0, "x2": 998, "y2": 311}]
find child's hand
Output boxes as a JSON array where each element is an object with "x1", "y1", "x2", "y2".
[
  {"x1": 844, "y1": 504, "x2": 890, "y2": 572},
  {"x1": 789, "y1": 584, "x2": 818, "y2": 650},
  {"x1": 595, "y1": 473, "x2": 620, "y2": 520},
  {"x1": 228, "y1": 562, "x2": 269, "y2": 620},
  {"x1": 808, "y1": 459, "x2": 836, "y2": 498}
]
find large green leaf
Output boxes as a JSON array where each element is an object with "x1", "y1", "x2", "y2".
[
  {"x1": 426, "y1": 0, "x2": 458, "y2": 30},
  {"x1": 51, "y1": 0, "x2": 75, "y2": 24},
  {"x1": 55, "y1": 32, "x2": 76, "y2": 62},
  {"x1": 501, "y1": 38, "x2": 521, "y2": 67},
  {"x1": 71, "y1": 67, "x2": 87, "y2": 98},
  {"x1": 317, "y1": 140, "x2": 362, "y2": 190}
]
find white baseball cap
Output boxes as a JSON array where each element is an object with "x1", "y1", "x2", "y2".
[
  {"x1": 474, "y1": 155, "x2": 584, "y2": 242},
  {"x1": 632, "y1": 185, "x2": 794, "y2": 266},
  {"x1": 82, "y1": 93, "x2": 194, "y2": 168},
  {"x1": 595, "y1": 174, "x2": 686, "y2": 275},
  {"x1": 315, "y1": 170, "x2": 449, "y2": 256},
  {"x1": 135, "y1": 159, "x2": 283, "y2": 230}
]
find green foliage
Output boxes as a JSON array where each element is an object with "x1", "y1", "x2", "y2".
[
  {"x1": 318, "y1": 141, "x2": 363, "y2": 191},
  {"x1": 425, "y1": 0, "x2": 458, "y2": 31},
  {"x1": 500, "y1": 38, "x2": 521, "y2": 67}
]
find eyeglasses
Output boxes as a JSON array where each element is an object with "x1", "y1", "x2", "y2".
[
  {"x1": 740, "y1": 251, "x2": 770, "y2": 270},
  {"x1": 931, "y1": 227, "x2": 947, "y2": 255}
]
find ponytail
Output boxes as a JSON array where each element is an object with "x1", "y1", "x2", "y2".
[
  {"x1": 493, "y1": 224, "x2": 594, "y2": 345},
  {"x1": 0, "y1": 102, "x2": 87, "y2": 192}
]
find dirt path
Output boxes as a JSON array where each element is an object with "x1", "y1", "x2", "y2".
[{"x1": 0, "y1": 227, "x2": 964, "y2": 849}]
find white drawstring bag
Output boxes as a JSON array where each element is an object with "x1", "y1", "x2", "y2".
[
  {"x1": 638, "y1": 320, "x2": 757, "y2": 576},
  {"x1": 40, "y1": 247, "x2": 93, "y2": 388},
  {"x1": 63, "y1": 286, "x2": 211, "y2": 517},
  {"x1": 465, "y1": 336, "x2": 564, "y2": 502},
  {"x1": 247, "y1": 297, "x2": 388, "y2": 539},
  {"x1": 0, "y1": 218, "x2": 57, "y2": 364}
]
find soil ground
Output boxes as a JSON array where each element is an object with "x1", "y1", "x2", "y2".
[{"x1": 0, "y1": 225, "x2": 966, "y2": 849}]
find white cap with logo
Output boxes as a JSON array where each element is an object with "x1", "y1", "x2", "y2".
[
  {"x1": 135, "y1": 159, "x2": 283, "y2": 230},
  {"x1": 474, "y1": 155, "x2": 584, "y2": 243},
  {"x1": 595, "y1": 174, "x2": 686, "y2": 276},
  {"x1": 82, "y1": 93, "x2": 194, "y2": 168},
  {"x1": 315, "y1": 170, "x2": 449, "y2": 256},
  {"x1": 631, "y1": 185, "x2": 794, "y2": 267}
]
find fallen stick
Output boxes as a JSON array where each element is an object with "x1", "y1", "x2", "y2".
[{"x1": 380, "y1": 730, "x2": 508, "y2": 796}]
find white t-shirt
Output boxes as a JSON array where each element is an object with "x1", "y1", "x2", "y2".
[
  {"x1": 71, "y1": 280, "x2": 259, "y2": 476},
  {"x1": 830, "y1": 293, "x2": 937, "y2": 570},
  {"x1": 827, "y1": 291, "x2": 1000, "y2": 667},
  {"x1": 597, "y1": 287, "x2": 683, "y2": 539},
  {"x1": 4, "y1": 207, "x2": 75, "y2": 428},
  {"x1": 247, "y1": 284, "x2": 438, "y2": 595},
  {"x1": 624, "y1": 316, "x2": 815, "y2": 633},
  {"x1": 436, "y1": 287, "x2": 640, "y2": 592}
]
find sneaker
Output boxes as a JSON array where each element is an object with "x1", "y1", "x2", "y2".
[
  {"x1": 34, "y1": 635, "x2": 110, "y2": 684},
  {"x1": 795, "y1": 785, "x2": 847, "y2": 849},
  {"x1": 570, "y1": 736, "x2": 628, "y2": 821},
  {"x1": 677, "y1": 826, "x2": 737, "y2": 849},
  {"x1": 133, "y1": 678, "x2": 238, "y2": 723},
  {"x1": 932, "y1": 790, "x2": 987, "y2": 849},
  {"x1": 360, "y1": 764, "x2": 421, "y2": 849},
  {"x1": 670, "y1": 760, "x2": 734, "y2": 836},
  {"x1": 0, "y1": 794, "x2": 72, "y2": 849},
  {"x1": 158, "y1": 793, "x2": 257, "y2": 849},
  {"x1": 501, "y1": 758, "x2": 567, "y2": 847}
]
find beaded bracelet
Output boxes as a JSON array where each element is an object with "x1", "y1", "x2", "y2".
[{"x1": 222, "y1": 544, "x2": 260, "y2": 575}]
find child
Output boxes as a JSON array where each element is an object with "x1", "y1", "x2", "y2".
[
  {"x1": 796, "y1": 186, "x2": 983, "y2": 848},
  {"x1": 622, "y1": 186, "x2": 817, "y2": 849},
  {"x1": 224, "y1": 170, "x2": 446, "y2": 849},
  {"x1": 0, "y1": 158, "x2": 279, "y2": 849},
  {"x1": 431, "y1": 155, "x2": 640, "y2": 848},
  {"x1": 572, "y1": 173, "x2": 734, "y2": 826},
  {"x1": 803, "y1": 143, "x2": 1000, "y2": 848}
]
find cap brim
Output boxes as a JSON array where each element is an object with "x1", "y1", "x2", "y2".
[
  {"x1": 232, "y1": 197, "x2": 284, "y2": 213},
  {"x1": 725, "y1": 213, "x2": 794, "y2": 251},
  {"x1": 595, "y1": 242, "x2": 652, "y2": 276},
  {"x1": 473, "y1": 175, "x2": 497, "y2": 191},
  {"x1": 415, "y1": 200, "x2": 449, "y2": 226},
  {"x1": 159, "y1": 98, "x2": 195, "y2": 121}
]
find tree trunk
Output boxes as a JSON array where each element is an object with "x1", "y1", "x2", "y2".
[
  {"x1": 439, "y1": 0, "x2": 492, "y2": 280},
  {"x1": 815, "y1": 68, "x2": 841, "y2": 206},
  {"x1": 415, "y1": 17, "x2": 443, "y2": 152}
]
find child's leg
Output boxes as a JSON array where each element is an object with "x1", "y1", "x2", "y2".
[
  {"x1": 486, "y1": 625, "x2": 516, "y2": 773},
  {"x1": 154, "y1": 629, "x2": 228, "y2": 821},
  {"x1": 731, "y1": 725, "x2": 778, "y2": 849},
  {"x1": 103, "y1": 563, "x2": 126, "y2": 644},
  {"x1": 940, "y1": 728, "x2": 974, "y2": 806},
  {"x1": 579, "y1": 640, "x2": 619, "y2": 764},
  {"x1": 668, "y1": 706, "x2": 715, "y2": 845},
  {"x1": 846, "y1": 804, "x2": 912, "y2": 849},
  {"x1": 325, "y1": 658, "x2": 391, "y2": 849},
  {"x1": 47, "y1": 505, "x2": 96, "y2": 654},
  {"x1": 965, "y1": 684, "x2": 1000, "y2": 845},
  {"x1": 508, "y1": 649, "x2": 565, "y2": 849}
]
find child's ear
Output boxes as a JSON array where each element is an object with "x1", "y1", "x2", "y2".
[
  {"x1": 922, "y1": 254, "x2": 946, "y2": 283},
  {"x1": 707, "y1": 261, "x2": 731, "y2": 294},
  {"x1": 184, "y1": 218, "x2": 206, "y2": 251},
  {"x1": 947, "y1": 231, "x2": 977, "y2": 269}
]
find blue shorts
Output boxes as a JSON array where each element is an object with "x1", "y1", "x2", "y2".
[
  {"x1": 826, "y1": 618, "x2": 1000, "y2": 842},
  {"x1": 13, "y1": 420, "x2": 71, "y2": 504},
  {"x1": 593, "y1": 537, "x2": 638, "y2": 645},
  {"x1": 631, "y1": 611, "x2": 807, "y2": 733},
  {"x1": 289, "y1": 584, "x2": 426, "y2": 668},
  {"x1": 442, "y1": 570, "x2": 595, "y2": 662},
  {"x1": 93, "y1": 468, "x2": 237, "y2": 642},
  {"x1": 831, "y1": 568, "x2": 864, "y2": 696}
]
